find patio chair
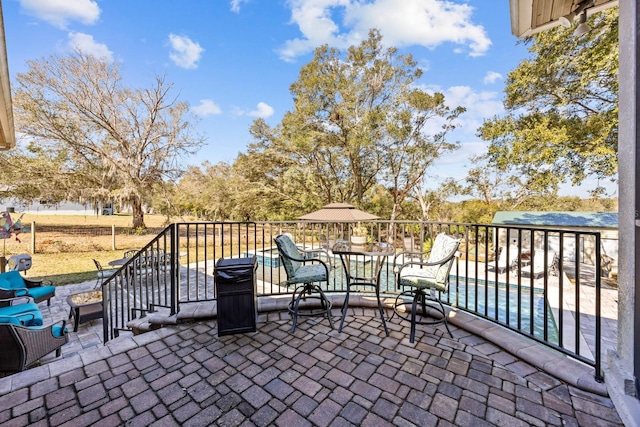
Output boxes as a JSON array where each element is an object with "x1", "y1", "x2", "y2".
[
  {"x1": 93, "y1": 259, "x2": 117, "y2": 289},
  {"x1": 393, "y1": 233, "x2": 460, "y2": 342},
  {"x1": 0, "y1": 270, "x2": 56, "y2": 306},
  {"x1": 523, "y1": 250, "x2": 558, "y2": 279},
  {"x1": 274, "y1": 234, "x2": 334, "y2": 333},
  {"x1": 282, "y1": 232, "x2": 335, "y2": 269},
  {"x1": 493, "y1": 244, "x2": 519, "y2": 274},
  {"x1": 0, "y1": 296, "x2": 44, "y2": 326},
  {"x1": 121, "y1": 249, "x2": 154, "y2": 278},
  {"x1": 0, "y1": 319, "x2": 69, "y2": 373}
]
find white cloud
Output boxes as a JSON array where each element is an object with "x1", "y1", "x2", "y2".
[
  {"x1": 230, "y1": 0, "x2": 250, "y2": 13},
  {"x1": 191, "y1": 99, "x2": 222, "y2": 117},
  {"x1": 444, "y1": 85, "x2": 504, "y2": 133},
  {"x1": 483, "y1": 71, "x2": 503, "y2": 84},
  {"x1": 67, "y1": 32, "x2": 113, "y2": 62},
  {"x1": 233, "y1": 102, "x2": 275, "y2": 118},
  {"x1": 168, "y1": 34, "x2": 204, "y2": 69},
  {"x1": 20, "y1": 0, "x2": 100, "y2": 29},
  {"x1": 278, "y1": 0, "x2": 491, "y2": 61},
  {"x1": 248, "y1": 102, "x2": 275, "y2": 118}
]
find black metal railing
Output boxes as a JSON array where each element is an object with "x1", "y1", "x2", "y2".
[{"x1": 100, "y1": 220, "x2": 605, "y2": 381}]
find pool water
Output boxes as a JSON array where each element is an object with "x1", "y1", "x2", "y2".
[
  {"x1": 252, "y1": 252, "x2": 559, "y2": 343},
  {"x1": 328, "y1": 261, "x2": 558, "y2": 343},
  {"x1": 247, "y1": 246, "x2": 327, "y2": 269},
  {"x1": 248, "y1": 248, "x2": 282, "y2": 268},
  {"x1": 446, "y1": 280, "x2": 559, "y2": 343}
]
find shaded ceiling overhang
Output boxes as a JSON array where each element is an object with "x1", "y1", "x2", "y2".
[
  {"x1": 0, "y1": 1, "x2": 14, "y2": 150},
  {"x1": 510, "y1": 0, "x2": 619, "y2": 38}
]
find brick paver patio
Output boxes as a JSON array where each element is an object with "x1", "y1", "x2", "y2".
[{"x1": 0, "y1": 304, "x2": 624, "y2": 426}]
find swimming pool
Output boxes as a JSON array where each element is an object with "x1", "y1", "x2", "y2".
[
  {"x1": 251, "y1": 253, "x2": 559, "y2": 342},
  {"x1": 446, "y1": 279, "x2": 559, "y2": 343},
  {"x1": 327, "y1": 261, "x2": 558, "y2": 342},
  {"x1": 246, "y1": 246, "x2": 328, "y2": 269},
  {"x1": 245, "y1": 247, "x2": 282, "y2": 268}
]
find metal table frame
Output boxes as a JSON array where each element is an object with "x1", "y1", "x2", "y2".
[{"x1": 332, "y1": 241, "x2": 395, "y2": 336}]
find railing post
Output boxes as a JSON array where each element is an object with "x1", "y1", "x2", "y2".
[
  {"x1": 30, "y1": 221, "x2": 36, "y2": 254},
  {"x1": 112, "y1": 225, "x2": 116, "y2": 251},
  {"x1": 170, "y1": 223, "x2": 178, "y2": 315},
  {"x1": 595, "y1": 233, "x2": 604, "y2": 382}
]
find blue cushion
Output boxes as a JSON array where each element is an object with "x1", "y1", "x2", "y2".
[
  {"x1": 0, "y1": 272, "x2": 55, "y2": 302},
  {"x1": 25, "y1": 286, "x2": 55, "y2": 301},
  {"x1": 0, "y1": 302, "x2": 43, "y2": 326},
  {"x1": 52, "y1": 325, "x2": 68, "y2": 337},
  {"x1": 0, "y1": 271, "x2": 25, "y2": 289},
  {"x1": 274, "y1": 235, "x2": 302, "y2": 277},
  {"x1": 0, "y1": 315, "x2": 22, "y2": 326},
  {"x1": 20, "y1": 311, "x2": 43, "y2": 326},
  {"x1": 288, "y1": 264, "x2": 327, "y2": 285}
]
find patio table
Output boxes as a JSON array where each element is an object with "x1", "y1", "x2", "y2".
[
  {"x1": 108, "y1": 257, "x2": 130, "y2": 267},
  {"x1": 332, "y1": 241, "x2": 395, "y2": 336},
  {"x1": 67, "y1": 290, "x2": 103, "y2": 332}
]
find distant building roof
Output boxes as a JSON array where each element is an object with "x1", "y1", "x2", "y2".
[{"x1": 492, "y1": 211, "x2": 618, "y2": 229}]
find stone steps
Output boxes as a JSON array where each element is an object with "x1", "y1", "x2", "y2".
[{"x1": 126, "y1": 301, "x2": 218, "y2": 334}]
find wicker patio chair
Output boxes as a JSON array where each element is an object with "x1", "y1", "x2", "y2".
[
  {"x1": 0, "y1": 270, "x2": 56, "y2": 306},
  {"x1": 0, "y1": 319, "x2": 69, "y2": 373}
]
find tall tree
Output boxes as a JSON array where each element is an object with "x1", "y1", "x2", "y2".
[
  {"x1": 13, "y1": 51, "x2": 204, "y2": 228},
  {"x1": 247, "y1": 29, "x2": 462, "y2": 218},
  {"x1": 477, "y1": 9, "x2": 618, "y2": 196},
  {"x1": 383, "y1": 89, "x2": 462, "y2": 221}
]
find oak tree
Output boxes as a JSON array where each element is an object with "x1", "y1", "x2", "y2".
[{"x1": 13, "y1": 51, "x2": 204, "y2": 228}]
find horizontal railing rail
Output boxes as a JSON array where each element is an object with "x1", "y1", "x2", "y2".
[{"x1": 101, "y1": 220, "x2": 605, "y2": 381}]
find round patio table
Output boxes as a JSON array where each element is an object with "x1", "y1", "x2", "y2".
[
  {"x1": 108, "y1": 257, "x2": 130, "y2": 267},
  {"x1": 331, "y1": 241, "x2": 395, "y2": 336}
]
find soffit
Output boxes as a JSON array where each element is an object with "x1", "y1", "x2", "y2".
[{"x1": 510, "y1": 0, "x2": 619, "y2": 38}]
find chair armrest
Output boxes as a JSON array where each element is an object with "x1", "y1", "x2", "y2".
[
  {"x1": 393, "y1": 249, "x2": 432, "y2": 266},
  {"x1": 0, "y1": 285, "x2": 28, "y2": 294},
  {"x1": 24, "y1": 278, "x2": 49, "y2": 288},
  {"x1": 278, "y1": 249, "x2": 311, "y2": 264},
  {"x1": 0, "y1": 295, "x2": 34, "y2": 306},
  {"x1": 298, "y1": 246, "x2": 332, "y2": 261},
  {"x1": 394, "y1": 249, "x2": 459, "y2": 274},
  {"x1": 0, "y1": 287, "x2": 19, "y2": 299},
  {"x1": 0, "y1": 311, "x2": 36, "y2": 325},
  {"x1": 301, "y1": 257, "x2": 331, "y2": 270},
  {"x1": 56, "y1": 319, "x2": 68, "y2": 332}
]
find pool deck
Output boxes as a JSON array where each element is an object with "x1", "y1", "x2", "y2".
[{"x1": 0, "y1": 272, "x2": 626, "y2": 426}]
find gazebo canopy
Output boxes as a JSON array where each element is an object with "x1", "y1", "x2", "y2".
[{"x1": 298, "y1": 203, "x2": 379, "y2": 222}]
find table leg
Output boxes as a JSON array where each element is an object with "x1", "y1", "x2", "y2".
[
  {"x1": 375, "y1": 285, "x2": 389, "y2": 336},
  {"x1": 338, "y1": 285, "x2": 351, "y2": 333},
  {"x1": 73, "y1": 308, "x2": 80, "y2": 332}
]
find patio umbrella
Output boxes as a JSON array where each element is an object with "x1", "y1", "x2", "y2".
[{"x1": 298, "y1": 203, "x2": 379, "y2": 222}]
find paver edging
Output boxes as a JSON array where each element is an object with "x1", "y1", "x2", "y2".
[{"x1": 445, "y1": 307, "x2": 608, "y2": 396}]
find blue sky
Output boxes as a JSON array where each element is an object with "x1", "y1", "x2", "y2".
[{"x1": 2, "y1": 0, "x2": 607, "y2": 196}]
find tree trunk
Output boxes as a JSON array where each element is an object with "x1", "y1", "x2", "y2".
[{"x1": 131, "y1": 198, "x2": 145, "y2": 229}]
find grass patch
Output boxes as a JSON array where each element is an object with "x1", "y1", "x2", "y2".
[{"x1": 3, "y1": 214, "x2": 175, "y2": 286}]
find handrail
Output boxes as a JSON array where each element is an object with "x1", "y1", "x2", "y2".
[{"x1": 100, "y1": 220, "x2": 606, "y2": 381}]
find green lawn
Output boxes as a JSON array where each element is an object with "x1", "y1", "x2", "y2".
[{"x1": 3, "y1": 213, "x2": 174, "y2": 286}]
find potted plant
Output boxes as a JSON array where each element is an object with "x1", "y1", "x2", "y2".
[{"x1": 350, "y1": 223, "x2": 368, "y2": 245}]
